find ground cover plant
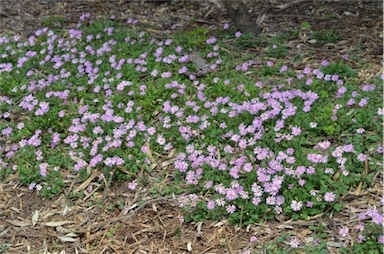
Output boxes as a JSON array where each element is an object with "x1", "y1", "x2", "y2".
[{"x1": 0, "y1": 13, "x2": 383, "y2": 253}]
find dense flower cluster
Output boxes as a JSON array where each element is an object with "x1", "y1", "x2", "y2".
[{"x1": 0, "y1": 13, "x2": 382, "y2": 250}]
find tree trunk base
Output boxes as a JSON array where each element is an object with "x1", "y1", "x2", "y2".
[{"x1": 222, "y1": 0, "x2": 261, "y2": 34}]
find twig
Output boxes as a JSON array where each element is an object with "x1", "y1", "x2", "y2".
[
  {"x1": 239, "y1": 206, "x2": 243, "y2": 227},
  {"x1": 269, "y1": 14, "x2": 329, "y2": 20},
  {"x1": 272, "y1": 0, "x2": 311, "y2": 13},
  {"x1": 101, "y1": 168, "x2": 116, "y2": 202},
  {"x1": 0, "y1": 12, "x2": 11, "y2": 18}
]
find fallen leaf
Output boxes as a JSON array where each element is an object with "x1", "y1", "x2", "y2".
[
  {"x1": 65, "y1": 232, "x2": 78, "y2": 237},
  {"x1": 355, "y1": 182, "x2": 363, "y2": 195},
  {"x1": 299, "y1": 32, "x2": 308, "y2": 41},
  {"x1": 214, "y1": 220, "x2": 228, "y2": 227},
  {"x1": 256, "y1": 13, "x2": 266, "y2": 25},
  {"x1": 73, "y1": 172, "x2": 98, "y2": 193},
  {"x1": 56, "y1": 226, "x2": 71, "y2": 233},
  {"x1": 196, "y1": 222, "x2": 203, "y2": 233},
  {"x1": 343, "y1": 11, "x2": 354, "y2": 16},
  {"x1": 346, "y1": 109, "x2": 355, "y2": 115},
  {"x1": 58, "y1": 233, "x2": 78, "y2": 242},
  {"x1": 152, "y1": 110, "x2": 159, "y2": 116},
  {"x1": 333, "y1": 172, "x2": 340, "y2": 181},
  {"x1": 45, "y1": 221, "x2": 75, "y2": 227},
  {"x1": 0, "y1": 227, "x2": 11, "y2": 238},
  {"x1": 32, "y1": 210, "x2": 39, "y2": 226},
  {"x1": 300, "y1": 229, "x2": 312, "y2": 236},
  {"x1": 58, "y1": 236, "x2": 77, "y2": 243},
  {"x1": 167, "y1": 148, "x2": 176, "y2": 159},
  {"x1": 144, "y1": 141, "x2": 156, "y2": 163},
  {"x1": 305, "y1": 237, "x2": 314, "y2": 243},
  {"x1": 6, "y1": 219, "x2": 31, "y2": 227},
  {"x1": 327, "y1": 241, "x2": 344, "y2": 248},
  {"x1": 161, "y1": 160, "x2": 173, "y2": 167},
  {"x1": 62, "y1": 205, "x2": 69, "y2": 216},
  {"x1": 277, "y1": 224, "x2": 294, "y2": 229},
  {"x1": 187, "y1": 242, "x2": 192, "y2": 252}
]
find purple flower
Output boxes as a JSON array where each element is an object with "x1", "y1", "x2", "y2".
[
  {"x1": 289, "y1": 237, "x2": 300, "y2": 248},
  {"x1": 207, "y1": 200, "x2": 215, "y2": 210},
  {"x1": 324, "y1": 192, "x2": 335, "y2": 202},
  {"x1": 226, "y1": 204, "x2": 236, "y2": 213},
  {"x1": 378, "y1": 235, "x2": 384, "y2": 244},
  {"x1": 226, "y1": 188, "x2": 238, "y2": 201},
  {"x1": 39, "y1": 162, "x2": 48, "y2": 177},
  {"x1": 290, "y1": 200, "x2": 303, "y2": 211},
  {"x1": 161, "y1": 71, "x2": 172, "y2": 78},
  {"x1": 339, "y1": 227, "x2": 349, "y2": 237},
  {"x1": 266, "y1": 196, "x2": 276, "y2": 205},
  {"x1": 357, "y1": 153, "x2": 367, "y2": 162},
  {"x1": 216, "y1": 198, "x2": 225, "y2": 206},
  {"x1": 128, "y1": 180, "x2": 138, "y2": 190},
  {"x1": 58, "y1": 110, "x2": 65, "y2": 118},
  {"x1": 206, "y1": 37, "x2": 216, "y2": 44},
  {"x1": 28, "y1": 182, "x2": 36, "y2": 190},
  {"x1": 1, "y1": 127, "x2": 12, "y2": 137},
  {"x1": 321, "y1": 59, "x2": 329, "y2": 66},
  {"x1": 250, "y1": 236, "x2": 257, "y2": 242}
]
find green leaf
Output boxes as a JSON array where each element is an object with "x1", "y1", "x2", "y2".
[
  {"x1": 334, "y1": 203, "x2": 343, "y2": 212},
  {"x1": 301, "y1": 21, "x2": 311, "y2": 30},
  {"x1": 367, "y1": 135, "x2": 381, "y2": 142}
]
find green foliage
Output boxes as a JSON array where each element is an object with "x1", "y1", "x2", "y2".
[
  {"x1": 42, "y1": 15, "x2": 67, "y2": 27},
  {"x1": 301, "y1": 21, "x2": 312, "y2": 30},
  {"x1": 321, "y1": 61, "x2": 356, "y2": 78},
  {"x1": 312, "y1": 28, "x2": 342, "y2": 43},
  {"x1": 174, "y1": 27, "x2": 209, "y2": 49},
  {"x1": 0, "y1": 243, "x2": 9, "y2": 253},
  {"x1": 266, "y1": 44, "x2": 288, "y2": 58},
  {"x1": 233, "y1": 32, "x2": 266, "y2": 49}
]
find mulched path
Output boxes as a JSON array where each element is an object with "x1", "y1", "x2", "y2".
[{"x1": 0, "y1": 0, "x2": 382, "y2": 253}]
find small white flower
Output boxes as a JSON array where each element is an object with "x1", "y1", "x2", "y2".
[
  {"x1": 290, "y1": 200, "x2": 303, "y2": 211},
  {"x1": 310, "y1": 122, "x2": 317, "y2": 128},
  {"x1": 289, "y1": 237, "x2": 300, "y2": 248}
]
